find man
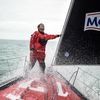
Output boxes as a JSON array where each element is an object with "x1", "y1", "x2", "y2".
[{"x1": 30, "y1": 23, "x2": 61, "y2": 73}]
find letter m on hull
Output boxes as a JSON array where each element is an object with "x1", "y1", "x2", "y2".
[{"x1": 84, "y1": 12, "x2": 100, "y2": 31}]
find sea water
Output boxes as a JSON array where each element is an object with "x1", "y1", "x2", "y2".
[{"x1": 0, "y1": 39, "x2": 29, "y2": 83}]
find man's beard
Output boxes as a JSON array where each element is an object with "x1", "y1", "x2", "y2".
[{"x1": 39, "y1": 30, "x2": 44, "y2": 34}]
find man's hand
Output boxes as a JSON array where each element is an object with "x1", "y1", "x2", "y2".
[
  {"x1": 30, "y1": 48, "x2": 34, "y2": 51},
  {"x1": 56, "y1": 34, "x2": 62, "y2": 37}
]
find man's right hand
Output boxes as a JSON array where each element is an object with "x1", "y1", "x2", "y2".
[{"x1": 56, "y1": 34, "x2": 62, "y2": 37}]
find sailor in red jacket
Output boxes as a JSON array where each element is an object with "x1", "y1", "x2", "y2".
[{"x1": 30, "y1": 23, "x2": 61, "y2": 73}]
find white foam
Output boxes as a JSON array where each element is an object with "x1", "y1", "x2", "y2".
[{"x1": 18, "y1": 78, "x2": 39, "y2": 88}]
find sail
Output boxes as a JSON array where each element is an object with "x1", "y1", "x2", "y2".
[{"x1": 53, "y1": 0, "x2": 100, "y2": 65}]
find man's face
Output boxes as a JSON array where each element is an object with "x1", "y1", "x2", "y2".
[{"x1": 38, "y1": 24, "x2": 45, "y2": 33}]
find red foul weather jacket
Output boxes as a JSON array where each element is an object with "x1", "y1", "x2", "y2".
[{"x1": 30, "y1": 31, "x2": 59, "y2": 61}]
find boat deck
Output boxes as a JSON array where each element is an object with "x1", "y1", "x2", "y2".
[{"x1": 0, "y1": 73, "x2": 81, "y2": 100}]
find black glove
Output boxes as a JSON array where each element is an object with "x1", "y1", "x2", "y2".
[
  {"x1": 56, "y1": 35, "x2": 60, "y2": 37},
  {"x1": 56, "y1": 34, "x2": 61, "y2": 37}
]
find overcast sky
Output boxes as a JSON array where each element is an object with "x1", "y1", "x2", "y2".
[{"x1": 0, "y1": 0, "x2": 71, "y2": 40}]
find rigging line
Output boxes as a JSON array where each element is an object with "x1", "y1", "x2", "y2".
[
  {"x1": 79, "y1": 67, "x2": 100, "y2": 81},
  {"x1": 76, "y1": 78, "x2": 100, "y2": 94}
]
